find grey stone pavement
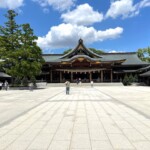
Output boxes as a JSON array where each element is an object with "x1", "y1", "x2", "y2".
[{"x1": 0, "y1": 86, "x2": 150, "y2": 150}]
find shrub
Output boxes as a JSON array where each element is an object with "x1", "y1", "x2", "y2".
[
  {"x1": 22, "y1": 77, "x2": 28, "y2": 86},
  {"x1": 30, "y1": 76, "x2": 36, "y2": 87},
  {"x1": 133, "y1": 74, "x2": 138, "y2": 82},
  {"x1": 13, "y1": 77, "x2": 21, "y2": 86},
  {"x1": 123, "y1": 74, "x2": 129, "y2": 85},
  {"x1": 128, "y1": 74, "x2": 134, "y2": 84}
]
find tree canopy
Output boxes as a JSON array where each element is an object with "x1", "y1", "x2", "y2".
[
  {"x1": 63, "y1": 49, "x2": 72, "y2": 54},
  {"x1": 89, "y1": 48, "x2": 104, "y2": 55},
  {"x1": 0, "y1": 10, "x2": 44, "y2": 85},
  {"x1": 137, "y1": 47, "x2": 150, "y2": 62}
]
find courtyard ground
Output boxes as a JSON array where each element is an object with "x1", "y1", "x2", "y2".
[{"x1": 0, "y1": 86, "x2": 150, "y2": 150}]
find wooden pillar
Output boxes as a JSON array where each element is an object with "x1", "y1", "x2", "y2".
[
  {"x1": 99, "y1": 71, "x2": 101, "y2": 82},
  {"x1": 111, "y1": 70, "x2": 113, "y2": 82},
  {"x1": 116, "y1": 73, "x2": 118, "y2": 82},
  {"x1": 60, "y1": 71, "x2": 62, "y2": 83},
  {"x1": 71, "y1": 72, "x2": 73, "y2": 82},
  {"x1": 89, "y1": 72, "x2": 92, "y2": 81},
  {"x1": 101, "y1": 70, "x2": 103, "y2": 82},
  {"x1": 50, "y1": 70, "x2": 53, "y2": 83}
]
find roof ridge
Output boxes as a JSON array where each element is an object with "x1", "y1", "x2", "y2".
[
  {"x1": 102, "y1": 52, "x2": 136, "y2": 55},
  {"x1": 42, "y1": 54, "x2": 63, "y2": 56}
]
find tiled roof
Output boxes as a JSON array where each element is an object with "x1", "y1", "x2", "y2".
[
  {"x1": 0, "y1": 72, "x2": 11, "y2": 78},
  {"x1": 140, "y1": 71, "x2": 150, "y2": 77},
  {"x1": 42, "y1": 52, "x2": 149, "y2": 65},
  {"x1": 100, "y1": 53, "x2": 148, "y2": 65},
  {"x1": 42, "y1": 55, "x2": 62, "y2": 62},
  {"x1": 42, "y1": 39, "x2": 149, "y2": 65}
]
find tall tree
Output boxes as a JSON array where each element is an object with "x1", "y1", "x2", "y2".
[
  {"x1": 0, "y1": 10, "x2": 20, "y2": 72},
  {"x1": 17, "y1": 23, "x2": 44, "y2": 80},
  {"x1": 0, "y1": 10, "x2": 44, "y2": 84}
]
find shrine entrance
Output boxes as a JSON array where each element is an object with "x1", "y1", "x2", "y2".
[{"x1": 54, "y1": 69, "x2": 113, "y2": 83}]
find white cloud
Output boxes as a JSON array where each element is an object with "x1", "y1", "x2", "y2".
[
  {"x1": 106, "y1": 0, "x2": 134, "y2": 19},
  {"x1": 0, "y1": 0, "x2": 24, "y2": 9},
  {"x1": 61, "y1": 3, "x2": 103, "y2": 26},
  {"x1": 32, "y1": 0, "x2": 75, "y2": 12},
  {"x1": 106, "y1": 0, "x2": 150, "y2": 19},
  {"x1": 138, "y1": 0, "x2": 150, "y2": 8},
  {"x1": 36, "y1": 23, "x2": 123, "y2": 50}
]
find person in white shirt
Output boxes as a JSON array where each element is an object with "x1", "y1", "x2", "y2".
[
  {"x1": 65, "y1": 81, "x2": 70, "y2": 95},
  {"x1": 4, "y1": 80, "x2": 9, "y2": 91},
  {"x1": 90, "y1": 80, "x2": 94, "y2": 87},
  {"x1": 0, "y1": 81, "x2": 2, "y2": 90}
]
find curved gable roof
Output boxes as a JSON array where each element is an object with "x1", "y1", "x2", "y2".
[{"x1": 60, "y1": 39, "x2": 102, "y2": 59}]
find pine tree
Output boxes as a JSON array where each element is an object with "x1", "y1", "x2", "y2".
[
  {"x1": 0, "y1": 10, "x2": 20, "y2": 73},
  {"x1": 0, "y1": 10, "x2": 44, "y2": 85},
  {"x1": 18, "y1": 23, "x2": 44, "y2": 81}
]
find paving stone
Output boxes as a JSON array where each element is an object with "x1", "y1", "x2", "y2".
[
  {"x1": 48, "y1": 140, "x2": 70, "y2": 150},
  {"x1": 91, "y1": 140, "x2": 113, "y2": 150},
  {"x1": 108, "y1": 134, "x2": 135, "y2": 149},
  {"x1": 123, "y1": 128, "x2": 146, "y2": 141},
  {"x1": 27, "y1": 134, "x2": 53, "y2": 150},
  {"x1": 0, "y1": 86, "x2": 150, "y2": 150},
  {"x1": 73, "y1": 124, "x2": 88, "y2": 134},
  {"x1": 71, "y1": 134, "x2": 91, "y2": 149},
  {"x1": 133, "y1": 141, "x2": 150, "y2": 150}
]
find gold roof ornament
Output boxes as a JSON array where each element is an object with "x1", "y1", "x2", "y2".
[{"x1": 77, "y1": 57, "x2": 84, "y2": 62}]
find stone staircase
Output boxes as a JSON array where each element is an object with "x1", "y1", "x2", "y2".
[{"x1": 47, "y1": 82, "x2": 123, "y2": 87}]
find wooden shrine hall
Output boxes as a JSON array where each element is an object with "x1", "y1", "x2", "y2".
[{"x1": 41, "y1": 39, "x2": 149, "y2": 83}]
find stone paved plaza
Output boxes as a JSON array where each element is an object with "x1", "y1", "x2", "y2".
[{"x1": 0, "y1": 86, "x2": 150, "y2": 150}]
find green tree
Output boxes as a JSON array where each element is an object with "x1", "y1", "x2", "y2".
[
  {"x1": 123, "y1": 74, "x2": 129, "y2": 85},
  {"x1": 89, "y1": 48, "x2": 104, "y2": 55},
  {"x1": 0, "y1": 10, "x2": 44, "y2": 85},
  {"x1": 63, "y1": 49, "x2": 72, "y2": 54},
  {"x1": 0, "y1": 10, "x2": 20, "y2": 72},
  {"x1": 137, "y1": 47, "x2": 150, "y2": 62},
  {"x1": 133, "y1": 74, "x2": 138, "y2": 82},
  {"x1": 128, "y1": 74, "x2": 134, "y2": 84},
  {"x1": 18, "y1": 24, "x2": 44, "y2": 81}
]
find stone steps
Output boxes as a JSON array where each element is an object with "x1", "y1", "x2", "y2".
[{"x1": 47, "y1": 82, "x2": 123, "y2": 87}]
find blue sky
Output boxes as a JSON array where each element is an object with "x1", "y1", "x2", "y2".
[{"x1": 0, "y1": 0, "x2": 150, "y2": 54}]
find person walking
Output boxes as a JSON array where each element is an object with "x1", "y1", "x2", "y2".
[
  {"x1": 76, "y1": 78, "x2": 79, "y2": 85},
  {"x1": 79, "y1": 78, "x2": 82, "y2": 86},
  {"x1": 4, "y1": 80, "x2": 9, "y2": 91},
  {"x1": 0, "y1": 81, "x2": 2, "y2": 90},
  {"x1": 65, "y1": 81, "x2": 70, "y2": 95},
  {"x1": 90, "y1": 80, "x2": 94, "y2": 87},
  {"x1": 29, "y1": 82, "x2": 33, "y2": 91}
]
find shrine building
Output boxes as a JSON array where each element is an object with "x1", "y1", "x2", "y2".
[{"x1": 40, "y1": 39, "x2": 149, "y2": 83}]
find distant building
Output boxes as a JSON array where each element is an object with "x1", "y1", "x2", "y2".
[{"x1": 40, "y1": 39, "x2": 149, "y2": 83}]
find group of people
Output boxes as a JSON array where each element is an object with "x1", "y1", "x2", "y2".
[
  {"x1": 65, "y1": 80, "x2": 94, "y2": 95},
  {"x1": 76, "y1": 78, "x2": 82, "y2": 85},
  {"x1": 0, "y1": 80, "x2": 9, "y2": 91}
]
